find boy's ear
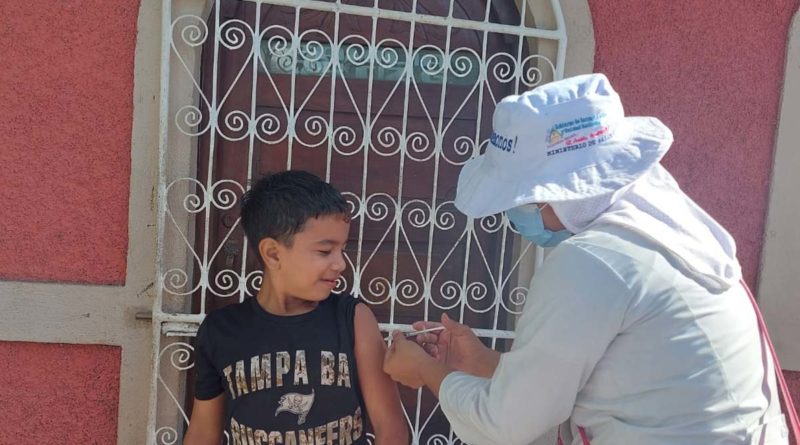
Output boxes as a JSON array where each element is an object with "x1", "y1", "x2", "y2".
[{"x1": 258, "y1": 238, "x2": 281, "y2": 270}]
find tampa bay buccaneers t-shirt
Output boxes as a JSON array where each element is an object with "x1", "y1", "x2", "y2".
[{"x1": 194, "y1": 293, "x2": 369, "y2": 445}]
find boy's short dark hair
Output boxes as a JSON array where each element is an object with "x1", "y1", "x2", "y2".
[{"x1": 240, "y1": 170, "x2": 350, "y2": 249}]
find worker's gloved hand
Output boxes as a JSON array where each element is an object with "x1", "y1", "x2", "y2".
[{"x1": 411, "y1": 314, "x2": 500, "y2": 378}]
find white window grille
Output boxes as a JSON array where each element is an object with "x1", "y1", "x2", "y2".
[{"x1": 148, "y1": 1, "x2": 566, "y2": 444}]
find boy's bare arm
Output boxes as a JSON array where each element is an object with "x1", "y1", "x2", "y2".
[
  {"x1": 183, "y1": 394, "x2": 225, "y2": 445},
  {"x1": 353, "y1": 304, "x2": 410, "y2": 445}
]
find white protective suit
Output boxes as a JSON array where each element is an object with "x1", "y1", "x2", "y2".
[{"x1": 440, "y1": 167, "x2": 788, "y2": 445}]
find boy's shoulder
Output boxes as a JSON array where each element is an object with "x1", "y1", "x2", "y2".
[
  {"x1": 202, "y1": 293, "x2": 360, "y2": 325},
  {"x1": 330, "y1": 293, "x2": 370, "y2": 326},
  {"x1": 198, "y1": 298, "x2": 255, "y2": 334},
  {"x1": 200, "y1": 293, "x2": 362, "y2": 334},
  {"x1": 328, "y1": 291, "x2": 359, "y2": 309},
  {"x1": 210, "y1": 296, "x2": 254, "y2": 316}
]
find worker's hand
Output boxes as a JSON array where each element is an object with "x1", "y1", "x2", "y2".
[
  {"x1": 383, "y1": 332, "x2": 433, "y2": 389},
  {"x1": 411, "y1": 314, "x2": 500, "y2": 378}
]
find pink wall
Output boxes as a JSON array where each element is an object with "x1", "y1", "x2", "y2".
[
  {"x1": 589, "y1": 0, "x2": 799, "y2": 288},
  {"x1": 0, "y1": 0, "x2": 140, "y2": 285},
  {"x1": 787, "y1": 371, "x2": 800, "y2": 422},
  {"x1": 0, "y1": 341, "x2": 121, "y2": 443},
  {"x1": 589, "y1": 0, "x2": 800, "y2": 426}
]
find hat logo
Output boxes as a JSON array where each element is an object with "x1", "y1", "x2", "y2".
[
  {"x1": 545, "y1": 112, "x2": 613, "y2": 156},
  {"x1": 548, "y1": 129, "x2": 563, "y2": 145}
]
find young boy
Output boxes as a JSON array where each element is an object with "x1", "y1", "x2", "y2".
[{"x1": 184, "y1": 171, "x2": 408, "y2": 445}]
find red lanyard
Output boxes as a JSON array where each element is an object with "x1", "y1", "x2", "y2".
[
  {"x1": 741, "y1": 280, "x2": 799, "y2": 444},
  {"x1": 557, "y1": 280, "x2": 799, "y2": 445},
  {"x1": 556, "y1": 425, "x2": 589, "y2": 445}
]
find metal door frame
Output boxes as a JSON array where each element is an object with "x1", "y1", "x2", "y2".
[{"x1": 148, "y1": 1, "x2": 566, "y2": 443}]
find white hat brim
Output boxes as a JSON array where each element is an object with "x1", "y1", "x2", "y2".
[{"x1": 454, "y1": 117, "x2": 673, "y2": 217}]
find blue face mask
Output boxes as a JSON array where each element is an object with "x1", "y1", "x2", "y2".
[{"x1": 506, "y1": 204, "x2": 573, "y2": 247}]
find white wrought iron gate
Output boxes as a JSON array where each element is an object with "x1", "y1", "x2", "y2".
[{"x1": 149, "y1": 0, "x2": 566, "y2": 443}]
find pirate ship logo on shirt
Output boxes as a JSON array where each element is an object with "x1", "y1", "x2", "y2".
[{"x1": 275, "y1": 389, "x2": 316, "y2": 425}]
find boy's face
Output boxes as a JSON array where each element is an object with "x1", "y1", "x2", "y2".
[{"x1": 272, "y1": 214, "x2": 350, "y2": 301}]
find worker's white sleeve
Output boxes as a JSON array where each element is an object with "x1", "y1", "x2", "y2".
[{"x1": 439, "y1": 242, "x2": 632, "y2": 445}]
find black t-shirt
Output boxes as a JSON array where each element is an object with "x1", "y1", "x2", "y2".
[{"x1": 194, "y1": 293, "x2": 370, "y2": 444}]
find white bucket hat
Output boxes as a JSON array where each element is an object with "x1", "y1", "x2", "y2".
[{"x1": 455, "y1": 73, "x2": 674, "y2": 217}]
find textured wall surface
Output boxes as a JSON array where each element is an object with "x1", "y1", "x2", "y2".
[
  {"x1": 0, "y1": 341, "x2": 121, "y2": 443},
  {"x1": 589, "y1": 0, "x2": 799, "y2": 288},
  {"x1": 590, "y1": 0, "x2": 800, "y2": 426},
  {"x1": 0, "y1": 0, "x2": 139, "y2": 284},
  {"x1": 787, "y1": 371, "x2": 800, "y2": 418}
]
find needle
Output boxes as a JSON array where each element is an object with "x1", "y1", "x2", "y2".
[
  {"x1": 404, "y1": 326, "x2": 445, "y2": 338},
  {"x1": 385, "y1": 326, "x2": 446, "y2": 345}
]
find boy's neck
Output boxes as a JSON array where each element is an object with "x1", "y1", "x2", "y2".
[{"x1": 255, "y1": 281, "x2": 318, "y2": 316}]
